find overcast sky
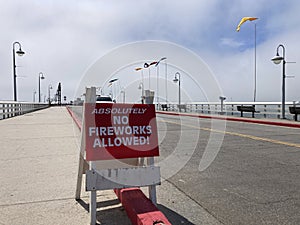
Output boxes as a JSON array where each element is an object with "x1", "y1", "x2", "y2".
[{"x1": 1, "y1": 0, "x2": 300, "y2": 103}]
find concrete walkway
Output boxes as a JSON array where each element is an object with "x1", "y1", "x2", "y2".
[
  {"x1": 0, "y1": 107, "x2": 223, "y2": 225},
  {"x1": 0, "y1": 107, "x2": 131, "y2": 225}
]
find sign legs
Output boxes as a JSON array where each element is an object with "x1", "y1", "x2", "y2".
[
  {"x1": 75, "y1": 155, "x2": 84, "y2": 200},
  {"x1": 147, "y1": 156, "x2": 157, "y2": 205},
  {"x1": 90, "y1": 190, "x2": 97, "y2": 225}
]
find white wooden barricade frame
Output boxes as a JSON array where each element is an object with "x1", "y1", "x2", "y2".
[{"x1": 75, "y1": 87, "x2": 161, "y2": 225}]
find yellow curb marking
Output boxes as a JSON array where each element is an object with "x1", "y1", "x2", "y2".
[{"x1": 162, "y1": 119, "x2": 300, "y2": 149}]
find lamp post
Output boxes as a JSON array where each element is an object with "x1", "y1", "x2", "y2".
[
  {"x1": 135, "y1": 67, "x2": 144, "y2": 103},
  {"x1": 48, "y1": 84, "x2": 53, "y2": 105},
  {"x1": 173, "y1": 72, "x2": 181, "y2": 111},
  {"x1": 38, "y1": 72, "x2": 45, "y2": 102},
  {"x1": 12, "y1": 41, "x2": 25, "y2": 101},
  {"x1": 219, "y1": 96, "x2": 226, "y2": 115},
  {"x1": 144, "y1": 63, "x2": 151, "y2": 90},
  {"x1": 120, "y1": 89, "x2": 126, "y2": 103},
  {"x1": 271, "y1": 44, "x2": 286, "y2": 119},
  {"x1": 155, "y1": 57, "x2": 167, "y2": 106},
  {"x1": 33, "y1": 91, "x2": 36, "y2": 102},
  {"x1": 138, "y1": 82, "x2": 144, "y2": 104},
  {"x1": 144, "y1": 61, "x2": 156, "y2": 90},
  {"x1": 108, "y1": 78, "x2": 118, "y2": 101}
]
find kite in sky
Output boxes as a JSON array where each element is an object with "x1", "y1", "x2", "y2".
[
  {"x1": 236, "y1": 17, "x2": 258, "y2": 32},
  {"x1": 144, "y1": 61, "x2": 157, "y2": 68},
  {"x1": 108, "y1": 78, "x2": 118, "y2": 86}
]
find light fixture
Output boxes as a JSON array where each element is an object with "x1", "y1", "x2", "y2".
[
  {"x1": 271, "y1": 44, "x2": 286, "y2": 119},
  {"x1": 173, "y1": 72, "x2": 181, "y2": 111},
  {"x1": 12, "y1": 41, "x2": 25, "y2": 101},
  {"x1": 38, "y1": 72, "x2": 45, "y2": 103},
  {"x1": 271, "y1": 53, "x2": 284, "y2": 65}
]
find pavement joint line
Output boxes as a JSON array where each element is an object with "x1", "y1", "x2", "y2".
[
  {"x1": 0, "y1": 196, "x2": 84, "y2": 208},
  {"x1": 0, "y1": 152, "x2": 77, "y2": 162},
  {"x1": 0, "y1": 194, "x2": 122, "y2": 208},
  {"x1": 162, "y1": 177, "x2": 226, "y2": 225},
  {"x1": 3, "y1": 135, "x2": 78, "y2": 140},
  {"x1": 163, "y1": 119, "x2": 300, "y2": 149},
  {"x1": 1, "y1": 122, "x2": 72, "y2": 126}
]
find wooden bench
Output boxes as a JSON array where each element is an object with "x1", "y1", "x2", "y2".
[
  {"x1": 289, "y1": 106, "x2": 300, "y2": 121},
  {"x1": 237, "y1": 105, "x2": 256, "y2": 118},
  {"x1": 161, "y1": 104, "x2": 169, "y2": 111},
  {"x1": 178, "y1": 104, "x2": 187, "y2": 112}
]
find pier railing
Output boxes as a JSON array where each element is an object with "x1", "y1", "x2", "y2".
[
  {"x1": 0, "y1": 101, "x2": 49, "y2": 120},
  {"x1": 157, "y1": 102, "x2": 298, "y2": 120}
]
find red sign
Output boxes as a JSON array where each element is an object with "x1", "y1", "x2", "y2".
[{"x1": 85, "y1": 103, "x2": 159, "y2": 161}]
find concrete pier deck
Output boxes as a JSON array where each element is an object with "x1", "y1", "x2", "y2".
[{"x1": 0, "y1": 107, "x2": 222, "y2": 225}]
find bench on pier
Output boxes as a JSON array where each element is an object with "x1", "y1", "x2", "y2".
[
  {"x1": 289, "y1": 106, "x2": 300, "y2": 121},
  {"x1": 178, "y1": 104, "x2": 187, "y2": 112},
  {"x1": 237, "y1": 105, "x2": 257, "y2": 118},
  {"x1": 161, "y1": 104, "x2": 169, "y2": 111}
]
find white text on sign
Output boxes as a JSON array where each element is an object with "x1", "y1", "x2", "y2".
[{"x1": 89, "y1": 115, "x2": 152, "y2": 148}]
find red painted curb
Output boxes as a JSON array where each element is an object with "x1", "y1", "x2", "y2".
[
  {"x1": 66, "y1": 106, "x2": 82, "y2": 129},
  {"x1": 66, "y1": 107, "x2": 171, "y2": 225},
  {"x1": 114, "y1": 188, "x2": 171, "y2": 225},
  {"x1": 157, "y1": 111, "x2": 300, "y2": 128}
]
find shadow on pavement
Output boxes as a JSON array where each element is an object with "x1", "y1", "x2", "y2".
[
  {"x1": 76, "y1": 198, "x2": 194, "y2": 225},
  {"x1": 157, "y1": 204, "x2": 195, "y2": 225},
  {"x1": 76, "y1": 198, "x2": 120, "y2": 212},
  {"x1": 76, "y1": 198, "x2": 131, "y2": 225}
]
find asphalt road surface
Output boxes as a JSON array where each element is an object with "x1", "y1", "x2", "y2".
[
  {"x1": 70, "y1": 106, "x2": 300, "y2": 225},
  {"x1": 157, "y1": 113, "x2": 300, "y2": 225}
]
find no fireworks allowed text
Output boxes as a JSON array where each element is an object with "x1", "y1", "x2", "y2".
[{"x1": 84, "y1": 103, "x2": 159, "y2": 161}]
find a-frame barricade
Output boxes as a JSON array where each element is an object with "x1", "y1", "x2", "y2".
[{"x1": 75, "y1": 87, "x2": 162, "y2": 225}]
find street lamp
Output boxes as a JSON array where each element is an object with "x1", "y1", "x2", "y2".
[
  {"x1": 271, "y1": 44, "x2": 286, "y2": 119},
  {"x1": 38, "y1": 72, "x2": 45, "y2": 102},
  {"x1": 48, "y1": 84, "x2": 53, "y2": 105},
  {"x1": 12, "y1": 41, "x2": 25, "y2": 101},
  {"x1": 135, "y1": 67, "x2": 145, "y2": 103},
  {"x1": 155, "y1": 57, "x2": 167, "y2": 106},
  {"x1": 138, "y1": 82, "x2": 144, "y2": 104},
  {"x1": 108, "y1": 78, "x2": 119, "y2": 100},
  {"x1": 173, "y1": 72, "x2": 181, "y2": 111},
  {"x1": 219, "y1": 96, "x2": 226, "y2": 115},
  {"x1": 33, "y1": 91, "x2": 36, "y2": 102},
  {"x1": 120, "y1": 89, "x2": 126, "y2": 103},
  {"x1": 144, "y1": 61, "x2": 157, "y2": 90}
]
